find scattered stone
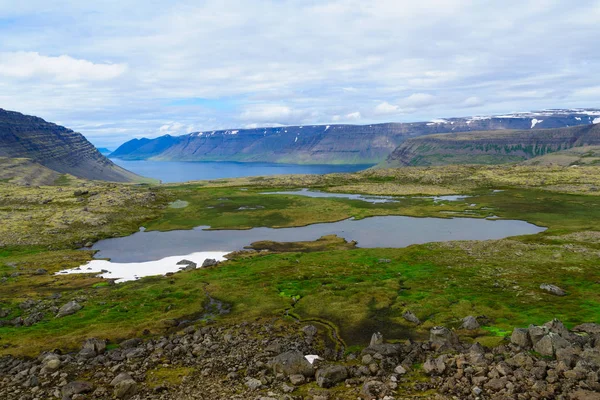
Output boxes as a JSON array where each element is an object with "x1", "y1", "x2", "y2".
[
  {"x1": 55, "y1": 301, "x2": 82, "y2": 318},
  {"x1": 429, "y1": 326, "x2": 459, "y2": 350},
  {"x1": 460, "y1": 315, "x2": 480, "y2": 330},
  {"x1": 315, "y1": 365, "x2": 348, "y2": 388},
  {"x1": 540, "y1": 283, "x2": 566, "y2": 296},
  {"x1": 61, "y1": 381, "x2": 93, "y2": 399},
  {"x1": 402, "y1": 310, "x2": 421, "y2": 325},
  {"x1": 511, "y1": 328, "x2": 532, "y2": 348},
  {"x1": 202, "y1": 258, "x2": 218, "y2": 268},
  {"x1": 289, "y1": 374, "x2": 306, "y2": 385},
  {"x1": 245, "y1": 378, "x2": 262, "y2": 391},
  {"x1": 370, "y1": 332, "x2": 383, "y2": 346},
  {"x1": 270, "y1": 351, "x2": 315, "y2": 377},
  {"x1": 360, "y1": 380, "x2": 389, "y2": 400}
]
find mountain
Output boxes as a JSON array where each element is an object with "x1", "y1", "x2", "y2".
[
  {"x1": 380, "y1": 123, "x2": 600, "y2": 168},
  {"x1": 0, "y1": 109, "x2": 147, "y2": 183},
  {"x1": 109, "y1": 109, "x2": 600, "y2": 164},
  {"x1": 96, "y1": 147, "x2": 113, "y2": 156}
]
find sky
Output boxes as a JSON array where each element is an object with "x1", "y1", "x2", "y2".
[{"x1": 0, "y1": 0, "x2": 599, "y2": 148}]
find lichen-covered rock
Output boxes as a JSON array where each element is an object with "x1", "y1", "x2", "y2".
[
  {"x1": 315, "y1": 365, "x2": 348, "y2": 388},
  {"x1": 55, "y1": 301, "x2": 82, "y2": 318},
  {"x1": 270, "y1": 351, "x2": 314, "y2": 377},
  {"x1": 430, "y1": 326, "x2": 459, "y2": 350},
  {"x1": 540, "y1": 283, "x2": 566, "y2": 296}
]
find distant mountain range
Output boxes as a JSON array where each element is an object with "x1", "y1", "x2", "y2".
[
  {"x1": 110, "y1": 109, "x2": 600, "y2": 165},
  {"x1": 0, "y1": 109, "x2": 146, "y2": 183},
  {"x1": 381, "y1": 122, "x2": 600, "y2": 168}
]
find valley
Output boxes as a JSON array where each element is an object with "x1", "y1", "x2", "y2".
[{"x1": 1, "y1": 164, "x2": 600, "y2": 398}]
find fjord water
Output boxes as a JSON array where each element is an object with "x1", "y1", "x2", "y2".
[
  {"x1": 111, "y1": 159, "x2": 373, "y2": 183},
  {"x1": 91, "y1": 216, "x2": 545, "y2": 263}
]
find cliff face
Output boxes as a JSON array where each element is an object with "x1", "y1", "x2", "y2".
[
  {"x1": 109, "y1": 109, "x2": 600, "y2": 164},
  {"x1": 0, "y1": 109, "x2": 144, "y2": 182},
  {"x1": 381, "y1": 123, "x2": 600, "y2": 167}
]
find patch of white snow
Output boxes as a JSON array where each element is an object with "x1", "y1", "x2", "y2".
[{"x1": 56, "y1": 252, "x2": 230, "y2": 283}]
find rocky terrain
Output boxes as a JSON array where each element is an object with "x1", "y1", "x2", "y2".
[
  {"x1": 382, "y1": 123, "x2": 600, "y2": 167},
  {"x1": 0, "y1": 109, "x2": 146, "y2": 183},
  {"x1": 109, "y1": 109, "x2": 600, "y2": 165},
  {"x1": 1, "y1": 318, "x2": 599, "y2": 399}
]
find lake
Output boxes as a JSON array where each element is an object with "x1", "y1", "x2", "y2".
[
  {"x1": 59, "y1": 215, "x2": 544, "y2": 282},
  {"x1": 112, "y1": 159, "x2": 373, "y2": 183}
]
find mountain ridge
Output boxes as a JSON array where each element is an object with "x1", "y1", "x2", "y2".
[
  {"x1": 381, "y1": 123, "x2": 600, "y2": 167},
  {"x1": 109, "y1": 109, "x2": 600, "y2": 164},
  {"x1": 0, "y1": 108, "x2": 148, "y2": 183}
]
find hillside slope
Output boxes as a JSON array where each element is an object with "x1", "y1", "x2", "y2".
[
  {"x1": 110, "y1": 109, "x2": 600, "y2": 164},
  {"x1": 522, "y1": 145, "x2": 600, "y2": 166},
  {"x1": 0, "y1": 109, "x2": 146, "y2": 182},
  {"x1": 0, "y1": 157, "x2": 63, "y2": 186},
  {"x1": 380, "y1": 123, "x2": 600, "y2": 167}
]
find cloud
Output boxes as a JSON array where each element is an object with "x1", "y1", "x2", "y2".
[
  {"x1": 400, "y1": 93, "x2": 437, "y2": 107},
  {"x1": 240, "y1": 105, "x2": 293, "y2": 122},
  {"x1": 0, "y1": 0, "x2": 598, "y2": 147},
  {"x1": 463, "y1": 96, "x2": 484, "y2": 107},
  {"x1": 374, "y1": 101, "x2": 400, "y2": 115},
  {"x1": 0, "y1": 52, "x2": 127, "y2": 81},
  {"x1": 158, "y1": 122, "x2": 194, "y2": 135}
]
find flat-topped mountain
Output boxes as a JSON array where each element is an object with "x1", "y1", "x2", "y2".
[
  {"x1": 381, "y1": 123, "x2": 600, "y2": 167},
  {"x1": 110, "y1": 109, "x2": 600, "y2": 164},
  {"x1": 0, "y1": 109, "x2": 145, "y2": 183}
]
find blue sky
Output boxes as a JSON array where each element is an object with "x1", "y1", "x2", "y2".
[{"x1": 0, "y1": 0, "x2": 599, "y2": 148}]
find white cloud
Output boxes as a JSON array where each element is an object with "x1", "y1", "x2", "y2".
[
  {"x1": 0, "y1": 52, "x2": 127, "y2": 81},
  {"x1": 463, "y1": 96, "x2": 483, "y2": 107},
  {"x1": 240, "y1": 105, "x2": 293, "y2": 121},
  {"x1": 158, "y1": 122, "x2": 193, "y2": 135},
  {"x1": 0, "y1": 0, "x2": 599, "y2": 147},
  {"x1": 374, "y1": 101, "x2": 400, "y2": 115},
  {"x1": 400, "y1": 93, "x2": 437, "y2": 107}
]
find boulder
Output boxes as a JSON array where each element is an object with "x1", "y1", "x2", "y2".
[
  {"x1": 270, "y1": 351, "x2": 315, "y2": 377},
  {"x1": 245, "y1": 378, "x2": 262, "y2": 390},
  {"x1": 61, "y1": 381, "x2": 93, "y2": 399},
  {"x1": 110, "y1": 373, "x2": 134, "y2": 387},
  {"x1": 540, "y1": 283, "x2": 566, "y2": 296},
  {"x1": 113, "y1": 379, "x2": 137, "y2": 399},
  {"x1": 56, "y1": 301, "x2": 82, "y2": 318},
  {"x1": 302, "y1": 325, "x2": 318, "y2": 337},
  {"x1": 402, "y1": 310, "x2": 421, "y2": 325},
  {"x1": 202, "y1": 258, "x2": 218, "y2": 268},
  {"x1": 82, "y1": 338, "x2": 106, "y2": 355},
  {"x1": 289, "y1": 374, "x2": 306, "y2": 385},
  {"x1": 511, "y1": 328, "x2": 532, "y2": 348},
  {"x1": 315, "y1": 365, "x2": 348, "y2": 388},
  {"x1": 460, "y1": 315, "x2": 480, "y2": 330},
  {"x1": 370, "y1": 332, "x2": 383, "y2": 346},
  {"x1": 573, "y1": 323, "x2": 600, "y2": 335},
  {"x1": 533, "y1": 332, "x2": 570, "y2": 357},
  {"x1": 430, "y1": 326, "x2": 459, "y2": 350},
  {"x1": 119, "y1": 338, "x2": 142, "y2": 349},
  {"x1": 360, "y1": 380, "x2": 389, "y2": 400}
]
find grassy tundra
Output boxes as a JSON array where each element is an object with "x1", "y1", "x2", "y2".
[{"x1": 1, "y1": 165, "x2": 599, "y2": 356}]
